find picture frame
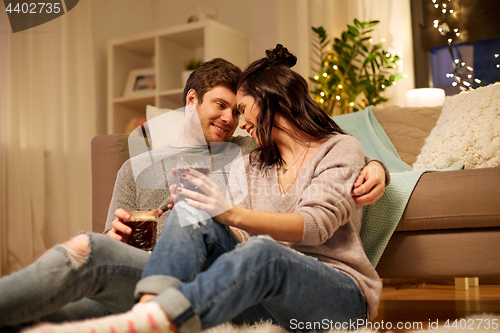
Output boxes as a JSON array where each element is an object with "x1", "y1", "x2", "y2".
[{"x1": 123, "y1": 67, "x2": 156, "y2": 97}]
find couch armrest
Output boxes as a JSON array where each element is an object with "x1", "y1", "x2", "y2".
[{"x1": 91, "y1": 134, "x2": 130, "y2": 233}]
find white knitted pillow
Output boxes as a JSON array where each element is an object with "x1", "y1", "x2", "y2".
[{"x1": 413, "y1": 83, "x2": 500, "y2": 170}]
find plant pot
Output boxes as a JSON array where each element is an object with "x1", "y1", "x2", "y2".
[{"x1": 181, "y1": 70, "x2": 194, "y2": 87}]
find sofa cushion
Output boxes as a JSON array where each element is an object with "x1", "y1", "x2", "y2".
[
  {"x1": 146, "y1": 105, "x2": 182, "y2": 150},
  {"x1": 413, "y1": 82, "x2": 500, "y2": 170},
  {"x1": 372, "y1": 106, "x2": 441, "y2": 166},
  {"x1": 396, "y1": 167, "x2": 500, "y2": 232},
  {"x1": 91, "y1": 134, "x2": 130, "y2": 233}
]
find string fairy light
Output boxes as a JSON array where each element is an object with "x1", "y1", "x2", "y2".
[{"x1": 430, "y1": 0, "x2": 478, "y2": 91}]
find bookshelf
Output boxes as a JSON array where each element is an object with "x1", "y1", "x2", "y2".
[{"x1": 107, "y1": 20, "x2": 248, "y2": 134}]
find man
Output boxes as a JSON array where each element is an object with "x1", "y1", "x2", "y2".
[{"x1": 0, "y1": 58, "x2": 387, "y2": 329}]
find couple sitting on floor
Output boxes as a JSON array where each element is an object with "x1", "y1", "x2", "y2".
[{"x1": 0, "y1": 44, "x2": 388, "y2": 333}]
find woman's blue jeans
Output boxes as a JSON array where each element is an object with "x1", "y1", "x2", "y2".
[
  {"x1": 0, "y1": 232, "x2": 150, "y2": 328},
  {"x1": 137, "y1": 203, "x2": 367, "y2": 332}
]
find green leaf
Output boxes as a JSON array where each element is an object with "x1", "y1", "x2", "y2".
[
  {"x1": 394, "y1": 73, "x2": 406, "y2": 80},
  {"x1": 333, "y1": 45, "x2": 342, "y2": 55},
  {"x1": 346, "y1": 32, "x2": 356, "y2": 43},
  {"x1": 344, "y1": 44, "x2": 354, "y2": 52},
  {"x1": 336, "y1": 39, "x2": 348, "y2": 48},
  {"x1": 333, "y1": 70, "x2": 344, "y2": 81},
  {"x1": 312, "y1": 26, "x2": 326, "y2": 37},
  {"x1": 348, "y1": 25, "x2": 360, "y2": 36},
  {"x1": 354, "y1": 19, "x2": 363, "y2": 29},
  {"x1": 338, "y1": 58, "x2": 349, "y2": 69}
]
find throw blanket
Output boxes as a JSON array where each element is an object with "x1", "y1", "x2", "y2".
[{"x1": 333, "y1": 107, "x2": 463, "y2": 266}]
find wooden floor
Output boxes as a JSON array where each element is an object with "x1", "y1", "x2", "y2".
[{"x1": 373, "y1": 281, "x2": 500, "y2": 332}]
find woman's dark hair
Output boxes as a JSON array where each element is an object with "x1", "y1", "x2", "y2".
[{"x1": 237, "y1": 44, "x2": 346, "y2": 169}]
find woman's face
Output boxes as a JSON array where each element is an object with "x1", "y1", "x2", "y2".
[{"x1": 236, "y1": 91, "x2": 261, "y2": 144}]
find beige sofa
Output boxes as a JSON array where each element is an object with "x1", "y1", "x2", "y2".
[{"x1": 91, "y1": 106, "x2": 500, "y2": 281}]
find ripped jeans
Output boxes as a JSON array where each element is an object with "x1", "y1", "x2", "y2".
[
  {"x1": 0, "y1": 203, "x2": 367, "y2": 332},
  {"x1": 0, "y1": 232, "x2": 150, "y2": 328},
  {"x1": 135, "y1": 203, "x2": 367, "y2": 332}
]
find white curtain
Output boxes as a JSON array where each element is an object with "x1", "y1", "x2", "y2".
[
  {"x1": 0, "y1": 1, "x2": 96, "y2": 276},
  {"x1": 278, "y1": 0, "x2": 415, "y2": 107}
]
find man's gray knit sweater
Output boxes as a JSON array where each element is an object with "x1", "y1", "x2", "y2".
[
  {"x1": 104, "y1": 136, "x2": 256, "y2": 236},
  {"x1": 229, "y1": 134, "x2": 382, "y2": 320}
]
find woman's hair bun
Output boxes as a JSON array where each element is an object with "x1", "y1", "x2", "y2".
[{"x1": 265, "y1": 44, "x2": 297, "y2": 68}]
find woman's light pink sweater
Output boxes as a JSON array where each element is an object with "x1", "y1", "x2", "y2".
[{"x1": 229, "y1": 134, "x2": 382, "y2": 320}]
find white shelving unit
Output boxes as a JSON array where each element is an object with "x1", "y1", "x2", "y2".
[{"x1": 107, "y1": 20, "x2": 248, "y2": 134}]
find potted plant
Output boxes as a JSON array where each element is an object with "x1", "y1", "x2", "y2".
[
  {"x1": 182, "y1": 58, "x2": 203, "y2": 86},
  {"x1": 310, "y1": 19, "x2": 405, "y2": 116}
]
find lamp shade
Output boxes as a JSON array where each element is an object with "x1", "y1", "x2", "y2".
[{"x1": 405, "y1": 88, "x2": 446, "y2": 107}]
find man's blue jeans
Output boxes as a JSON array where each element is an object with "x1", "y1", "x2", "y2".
[
  {"x1": 0, "y1": 232, "x2": 150, "y2": 327},
  {"x1": 0, "y1": 203, "x2": 367, "y2": 332},
  {"x1": 137, "y1": 203, "x2": 368, "y2": 332}
]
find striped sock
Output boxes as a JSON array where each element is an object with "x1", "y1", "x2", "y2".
[{"x1": 21, "y1": 302, "x2": 171, "y2": 333}]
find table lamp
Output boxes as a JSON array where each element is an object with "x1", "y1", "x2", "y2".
[{"x1": 405, "y1": 88, "x2": 446, "y2": 107}]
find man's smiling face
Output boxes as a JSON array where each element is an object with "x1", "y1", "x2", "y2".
[{"x1": 190, "y1": 85, "x2": 239, "y2": 143}]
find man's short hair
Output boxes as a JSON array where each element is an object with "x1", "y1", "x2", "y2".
[{"x1": 183, "y1": 58, "x2": 242, "y2": 105}]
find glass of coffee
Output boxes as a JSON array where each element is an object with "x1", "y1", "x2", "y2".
[
  {"x1": 118, "y1": 210, "x2": 158, "y2": 252},
  {"x1": 175, "y1": 154, "x2": 211, "y2": 199}
]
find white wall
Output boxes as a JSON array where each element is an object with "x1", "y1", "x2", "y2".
[
  {"x1": 152, "y1": 0, "x2": 280, "y2": 63},
  {"x1": 90, "y1": 0, "x2": 159, "y2": 134}
]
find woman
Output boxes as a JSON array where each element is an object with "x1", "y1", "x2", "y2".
[{"x1": 23, "y1": 45, "x2": 381, "y2": 333}]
